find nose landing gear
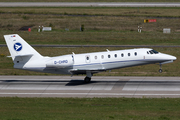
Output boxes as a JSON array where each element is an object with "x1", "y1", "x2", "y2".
[
  {"x1": 159, "y1": 69, "x2": 163, "y2": 73},
  {"x1": 159, "y1": 63, "x2": 162, "y2": 73}
]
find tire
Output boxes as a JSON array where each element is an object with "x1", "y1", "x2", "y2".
[
  {"x1": 84, "y1": 77, "x2": 91, "y2": 83},
  {"x1": 159, "y1": 69, "x2": 162, "y2": 73}
]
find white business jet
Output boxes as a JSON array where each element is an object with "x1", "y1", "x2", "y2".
[{"x1": 4, "y1": 34, "x2": 176, "y2": 83}]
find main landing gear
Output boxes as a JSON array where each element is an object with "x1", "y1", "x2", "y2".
[
  {"x1": 159, "y1": 63, "x2": 163, "y2": 73},
  {"x1": 84, "y1": 77, "x2": 91, "y2": 83},
  {"x1": 84, "y1": 71, "x2": 92, "y2": 83}
]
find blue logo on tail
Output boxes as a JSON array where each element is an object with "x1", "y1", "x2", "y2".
[{"x1": 14, "y1": 43, "x2": 22, "y2": 51}]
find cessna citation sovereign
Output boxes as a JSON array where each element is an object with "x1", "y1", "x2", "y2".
[{"x1": 4, "y1": 34, "x2": 176, "y2": 83}]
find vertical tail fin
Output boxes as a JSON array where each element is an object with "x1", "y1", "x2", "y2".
[{"x1": 4, "y1": 34, "x2": 42, "y2": 66}]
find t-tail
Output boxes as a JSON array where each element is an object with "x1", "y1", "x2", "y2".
[{"x1": 4, "y1": 34, "x2": 43, "y2": 69}]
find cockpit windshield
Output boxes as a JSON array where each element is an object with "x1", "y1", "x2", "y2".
[{"x1": 149, "y1": 49, "x2": 159, "y2": 54}]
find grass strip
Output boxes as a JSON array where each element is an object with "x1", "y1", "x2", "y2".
[
  {"x1": 0, "y1": 7, "x2": 180, "y2": 45},
  {"x1": 0, "y1": 97, "x2": 180, "y2": 120}
]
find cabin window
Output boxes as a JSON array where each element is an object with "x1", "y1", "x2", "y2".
[
  {"x1": 101, "y1": 55, "x2": 104, "y2": 59},
  {"x1": 86, "y1": 56, "x2": 89, "y2": 60},
  {"x1": 95, "y1": 56, "x2": 97, "y2": 59},
  {"x1": 134, "y1": 52, "x2": 137, "y2": 56},
  {"x1": 114, "y1": 54, "x2": 117, "y2": 58},
  {"x1": 85, "y1": 55, "x2": 91, "y2": 63},
  {"x1": 108, "y1": 55, "x2": 111, "y2": 58},
  {"x1": 121, "y1": 53, "x2": 124, "y2": 57},
  {"x1": 147, "y1": 51, "x2": 149, "y2": 54},
  {"x1": 128, "y1": 53, "x2": 130, "y2": 56}
]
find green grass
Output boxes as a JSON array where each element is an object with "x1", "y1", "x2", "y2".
[
  {"x1": 1, "y1": 7, "x2": 180, "y2": 18},
  {"x1": 0, "y1": 7, "x2": 180, "y2": 45},
  {"x1": 1, "y1": 31, "x2": 180, "y2": 45},
  {"x1": 0, "y1": 97, "x2": 180, "y2": 120}
]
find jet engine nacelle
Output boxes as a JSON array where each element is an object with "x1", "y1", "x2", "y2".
[{"x1": 46, "y1": 55, "x2": 73, "y2": 68}]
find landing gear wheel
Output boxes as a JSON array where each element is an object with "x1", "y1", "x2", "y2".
[
  {"x1": 84, "y1": 77, "x2": 91, "y2": 83},
  {"x1": 159, "y1": 63, "x2": 163, "y2": 73},
  {"x1": 159, "y1": 69, "x2": 163, "y2": 73}
]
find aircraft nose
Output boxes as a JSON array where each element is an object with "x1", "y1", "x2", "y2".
[
  {"x1": 167, "y1": 54, "x2": 177, "y2": 61},
  {"x1": 171, "y1": 56, "x2": 177, "y2": 61}
]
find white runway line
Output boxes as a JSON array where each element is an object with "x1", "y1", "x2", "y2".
[
  {"x1": 0, "y1": 85, "x2": 114, "y2": 90},
  {"x1": 123, "y1": 79, "x2": 180, "y2": 91},
  {"x1": 0, "y1": 2, "x2": 180, "y2": 7},
  {"x1": 0, "y1": 79, "x2": 118, "y2": 91},
  {"x1": 99, "y1": 3, "x2": 180, "y2": 7}
]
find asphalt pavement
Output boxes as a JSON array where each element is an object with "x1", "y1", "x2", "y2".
[
  {"x1": 0, "y1": 76, "x2": 180, "y2": 98},
  {"x1": 0, "y1": 2, "x2": 180, "y2": 7}
]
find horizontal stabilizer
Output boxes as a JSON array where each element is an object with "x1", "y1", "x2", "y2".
[{"x1": 7, "y1": 54, "x2": 33, "y2": 58}]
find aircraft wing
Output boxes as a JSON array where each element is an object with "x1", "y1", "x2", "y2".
[{"x1": 69, "y1": 69, "x2": 106, "y2": 75}]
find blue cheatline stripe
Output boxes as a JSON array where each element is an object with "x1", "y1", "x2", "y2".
[{"x1": 74, "y1": 59, "x2": 163, "y2": 67}]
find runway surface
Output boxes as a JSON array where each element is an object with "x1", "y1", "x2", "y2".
[
  {"x1": 0, "y1": 76, "x2": 180, "y2": 98},
  {"x1": 0, "y1": 2, "x2": 180, "y2": 7}
]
